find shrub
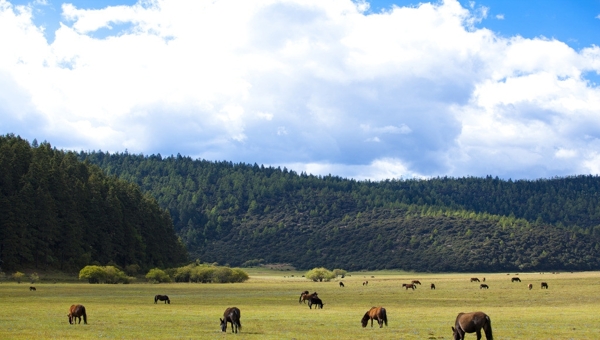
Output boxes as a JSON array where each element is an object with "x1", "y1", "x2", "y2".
[
  {"x1": 305, "y1": 267, "x2": 335, "y2": 282},
  {"x1": 145, "y1": 268, "x2": 171, "y2": 283},
  {"x1": 79, "y1": 265, "x2": 129, "y2": 284},
  {"x1": 12, "y1": 271, "x2": 25, "y2": 283},
  {"x1": 29, "y1": 272, "x2": 39, "y2": 284}
]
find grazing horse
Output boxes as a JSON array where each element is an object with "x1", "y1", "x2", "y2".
[
  {"x1": 541, "y1": 282, "x2": 549, "y2": 289},
  {"x1": 528, "y1": 284, "x2": 532, "y2": 290},
  {"x1": 363, "y1": 281, "x2": 368, "y2": 286},
  {"x1": 29, "y1": 286, "x2": 36, "y2": 291},
  {"x1": 300, "y1": 291, "x2": 318, "y2": 304},
  {"x1": 452, "y1": 311, "x2": 493, "y2": 340},
  {"x1": 411, "y1": 280, "x2": 421, "y2": 285},
  {"x1": 220, "y1": 307, "x2": 241, "y2": 333},
  {"x1": 339, "y1": 282, "x2": 345, "y2": 287},
  {"x1": 480, "y1": 284, "x2": 489, "y2": 289},
  {"x1": 470, "y1": 278, "x2": 480, "y2": 282},
  {"x1": 154, "y1": 295, "x2": 170, "y2": 304},
  {"x1": 511, "y1": 277, "x2": 521, "y2": 282},
  {"x1": 68, "y1": 304, "x2": 87, "y2": 325},
  {"x1": 431, "y1": 283, "x2": 436, "y2": 290},
  {"x1": 402, "y1": 283, "x2": 416, "y2": 290},
  {"x1": 308, "y1": 296, "x2": 324, "y2": 309},
  {"x1": 361, "y1": 306, "x2": 388, "y2": 328}
]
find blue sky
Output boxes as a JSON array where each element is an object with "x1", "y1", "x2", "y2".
[{"x1": 2, "y1": 0, "x2": 600, "y2": 180}]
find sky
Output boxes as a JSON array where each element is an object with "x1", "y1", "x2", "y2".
[{"x1": 2, "y1": 0, "x2": 600, "y2": 181}]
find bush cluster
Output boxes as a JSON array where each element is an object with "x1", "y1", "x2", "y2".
[{"x1": 79, "y1": 265, "x2": 134, "y2": 284}]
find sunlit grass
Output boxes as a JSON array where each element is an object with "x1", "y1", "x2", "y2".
[{"x1": 1, "y1": 271, "x2": 599, "y2": 339}]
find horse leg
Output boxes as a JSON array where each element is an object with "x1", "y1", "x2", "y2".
[{"x1": 476, "y1": 329, "x2": 482, "y2": 340}]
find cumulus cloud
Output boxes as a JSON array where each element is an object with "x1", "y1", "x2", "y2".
[{"x1": 1, "y1": 0, "x2": 600, "y2": 180}]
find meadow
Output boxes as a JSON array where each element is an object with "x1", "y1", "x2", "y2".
[{"x1": 1, "y1": 269, "x2": 599, "y2": 339}]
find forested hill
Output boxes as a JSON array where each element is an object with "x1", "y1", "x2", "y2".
[
  {"x1": 78, "y1": 151, "x2": 600, "y2": 272},
  {"x1": 0, "y1": 135, "x2": 187, "y2": 272}
]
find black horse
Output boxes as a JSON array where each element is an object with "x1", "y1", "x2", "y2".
[
  {"x1": 220, "y1": 307, "x2": 242, "y2": 333},
  {"x1": 308, "y1": 296, "x2": 324, "y2": 309},
  {"x1": 154, "y1": 295, "x2": 170, "y2": 304}
]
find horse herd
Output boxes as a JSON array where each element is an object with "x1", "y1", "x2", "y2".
[{"x1": 58, "y1": 275, "x2": 552, "y2": 338}]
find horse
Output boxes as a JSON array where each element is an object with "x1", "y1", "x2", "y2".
[
  {"x1": 452, "y1": 311, "x2": 493, "y2": 340},
  {"x1": 361, "y1": 306, "x2": 388, "y2": 328},
  {"x1": 511, "y1": 277, "x2": 521, "y2": 282},
  {"x1": 308, "y1": 296, "x2": 324, "y2": 309},
  {"x1": 363, "y1": 281, "x2": 368, "y2": 286},
  {"x1": 528, "y1": 284, "x2": 533, "y2": 290},
  {"x1": 480, "y1": 284, "x2": 489, "y2": 289},
  {"x1": 68, "y1": 304, "x2": 87, "y2": 325},
  {"x1": 300, "y1": 291, "x2": 317, "y2": 304},
  {"x1": 29, "y1": 286, "x2": 36, "y2": 291},
  {"x1": 411, "y1": 280, "x2": 421, "y2": 285},
  {"x1": 220, "y1": 307, "x2": 241, "y2": 333},
  {"x1": 541, "y1": 282, "x2": 549, "y2": 289},
  {"x1": 470, "y1": 278, "x2": 480, "y2": 282},
  {"x1": 154, "y1": 295, "x2": 170, "y2": 304},
  {"x1": 431, "y1": 283, "x2": 436, "y2": 290},
  {"x1": 402, "y1": 283, "x2": 416, "y2": 290},
  {"x1": 339, "y1": 282, "x2": 345, "y2": 287}
]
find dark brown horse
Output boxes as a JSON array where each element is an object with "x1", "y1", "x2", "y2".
[
  {"x1": 480, "y1": 284, "x2": 489, "y2": 289},
  {"x1": 541, "y1": 282, "x2": 549, "y2": 289},
  {"x1": 431, "y1": 283, "x2": 436, "y2": 290},
  {"x1": 528, "y1": 283, "x2": 533, "y2": 290},
  {"x1": 299, "y1": 291, "x2": 317, "y2": 304},
  {"x1": 154, "y1": 295, "x2": 170, "y2": 304},
  {"x1": 339, "y1": 282, "x2": 345, "y2": 287},
  {"x1": 511, "y1": 277, "x2": 521, "y2": 282},
  {"x1": 68, "y1": 304, "x2": 87, "y2": 325},
  {"x1": 220, "y1": 307, "x2": 241, "y2": 333},
  {"x1": 361, "y1": 306, "x2": 388, "y2": 328},
  {"x1": 363, "y1": 281, "x2": 368, "y2": 286},
  {"x1": 29, "y1": 286, "x2": 36, "y2": 291},
  {"x1": 470, "y1": 278, "x2": 480, "y2": 282},
  {"x1": 308, "y1": 296, "x2": 324, "y2": 309},
  {"x1": 452, "y1": 311, "x2": 493, "y2": 340},
  {"x1": 402, "y1": 283, "x2": 416, "y2": 290},
  {"x1": 411, "y1": 280, "x2": 421, "y2": 285}
]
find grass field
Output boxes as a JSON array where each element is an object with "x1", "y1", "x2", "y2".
[{"x1": 1, "y1": 270, "x2": 599, "y2": 339}]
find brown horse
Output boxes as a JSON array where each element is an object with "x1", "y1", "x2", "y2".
[
  {"x1": 528, "y1": 283, "x2": 533, "y2": 290},
  {"x1": 480, "y1": 284, "x2": 489, "y2": 289},
  {"x1": 220, "y1": 307, "x2": 241, "y2": 333},
  {"x1": 361, "y1": 306, "x2": 388, "y2": 328},
  {"x1": 29, "y1": 286, "x2": 36, "y2": 291},
  {"x1": 339, "y1": 282, "x2": 345, "y2": 287},
  {"x1": 402, "y1": 283, "x2": 416, "y2": 290},
  {"x1": 511, "y1": 277, "x2": 521, "y2": 282},
  {"x1": 363, "y1": 281, "x2": 368, "y2": 286},
  {"x1": 431, "y1": 283, "x2": 436, "y2": 290},
  {"x1": 411, "y1": 280, "x2": 421, "y2": 285},
  {"x1": 470, "y1": 278, "x2": 480, "y2": 282},
  {"x1": 541, "y1": 282, "x2": 549, "y2": 289},
  {"x1": 452, "y1": 311, "x2": 493, "y2": 340},
  {"x1": 299, "y1": 291, "x2": 317, "y2": 304},
  {"x1": 68, "y1": 304, "x2": 87, "y2": 325},
  {"x1": 154, "y1": 295, "x2": 170, "y2": 304}
]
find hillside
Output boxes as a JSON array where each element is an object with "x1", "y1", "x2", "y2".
[
  {"x1": 79, "y1": 150, "x2": 600, "y2": 272},
  {"x1": 0, "y1": 135, "x2": 187, "y2": 272}
]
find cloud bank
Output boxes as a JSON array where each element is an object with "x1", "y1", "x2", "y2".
[{"x1": 1, "y1": 0, "x2": 600, "y2": 180}]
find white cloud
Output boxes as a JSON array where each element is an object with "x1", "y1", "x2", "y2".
[
  {"x1": 496, "y1": 14, "x2": 504, "y2": 20},
  {"x1": 1, "y1": 0, "x2": 600, "y2": 180}
]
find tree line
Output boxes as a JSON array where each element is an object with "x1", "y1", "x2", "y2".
[
  {"x1": 77, "y1": 150, "x2": 600, "y2": 272},
  {"x1": 0, "y1": 134, "x2": 187, "y2": 272}
]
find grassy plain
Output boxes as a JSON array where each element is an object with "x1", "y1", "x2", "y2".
[{"x1": 1, "y1": 270, "x2": 599, "y2": 339}]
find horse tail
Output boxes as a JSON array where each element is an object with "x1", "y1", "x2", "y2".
[
  {"x1": 82, "y1": 306, "x2": 88, "y2": 324},
  {"x1": 382, "y1": 308, "x2": 388, "y2": 326},
  {"x1": 484, "y1": 315, "x2": 493, "y2": 340}
]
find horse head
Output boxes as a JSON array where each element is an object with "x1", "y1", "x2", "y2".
[{"x1": 220, "y1": 318, "x2": 226, "y2": 332}]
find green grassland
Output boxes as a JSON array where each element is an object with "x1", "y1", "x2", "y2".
[{"x1": 1, "y1": 270, "x2": 599, "y2": 339}]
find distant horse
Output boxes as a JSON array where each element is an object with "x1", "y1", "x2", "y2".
[
  {"x1": 482, "y1": 277, "x2": 486, "y2": 282},
  {"x1": 29, "y1": 286, "x2": 36, "y2": 291},
  {"x1": 480, "y1": 284, "x2": 489, "y2": 289},
  {"x1": 68, "y1": 304, "x2": 87, "y2": 325},
  {"x1": 411, "y1": 280, "x2": 421, "y2": 285},
  {"x1": 308, "y1": 296, "x2": 324, "y2": 309},
  {"x1": 452, "y1": 311, "x2": 493, "y2": 340},
  {"x1": 300, "y1": 291, "x2": 318, "y2": 304},
  {"x1": 361, "y1": 306, "x2": 388, "y2": 328},
  {"x1": 528, "y1": 284, "x2": 532, "y2": 290},
  {"x1": 470, "y1": 278, "x2": 480, "y2": 282},
  {"x1": 541, "y1": 282, "x2": 549, "y2": 289},
  {"x1": 402, "y1": 283, "x2": 416, "y2": 290},
  {"x1": 511, "y1": 277, "x2": 521, "y2": 282},
  {"x1": 220, "y1": 307, "x2": 241, "y2": 333},
  {"x1": 431, "y1": 283, "x2": 436, "y2": 290},
  {"x1": 154, "y1": 295, "x2": 170, "y2": 304},
  {"x1": 363, "y1": 281, "x2": 368, "y2": 286},
  {"x1": 339, "y1": 282, "x2": 345, "y2": 287}
]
